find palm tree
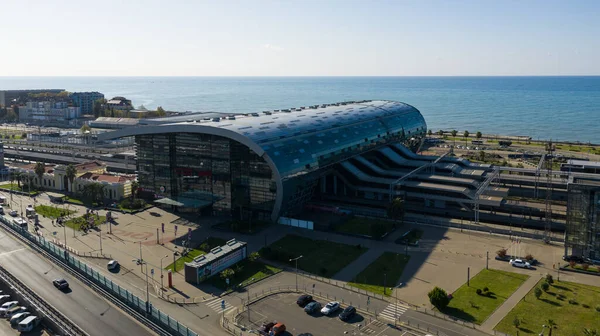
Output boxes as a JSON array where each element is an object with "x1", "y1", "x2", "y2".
[
  {"x1": 65, "y1": 164, "x2": 77, "y2": 193},
  {"x1": 476, "y1": 131, "x2": 482, "y2": 140},
  {"x1": 15, "y1": 172, "x2": 22, "y2": 188},
  {"x1": 34, "y1": 162, "x2": 45, "y2": 190},
  {"x1": 387, "y1": 197, "x2": 405, "y2": 227},
  {"x1": 427, "y1": 129, "x2": 433, "y2": 137},
  {"x1": 131, "y1": 180, "x2": 139, "y2": 200},
  {"x1": 437, "y1": 129, "x2": 444, "y2": 137},
  {"x1": 546, "y1": 319, "x2": 557, "y2": 336},
  {"x1": 451, "y1": 130, "x2": 458, "y2": 148},
  {"x1": 463, "y1": 130, "x2": 470, "y2": 147}
]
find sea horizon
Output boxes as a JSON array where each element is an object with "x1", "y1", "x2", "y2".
[{"x1": 1, "y1": 76, "x2": 599, "y2": 143}]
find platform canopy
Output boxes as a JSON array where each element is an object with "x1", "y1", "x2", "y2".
[{"x1": 154, "y1": 198, "x2": 185, "y2": 206}]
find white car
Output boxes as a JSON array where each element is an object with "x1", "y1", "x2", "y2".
[
  {"x1": 509, "y1": 259, "x2": 531, "y2": 269},
  {"x1": 0, "y1": 301, "x2": 19, "y2": 316},
  {"x1": 10, "y1": 312, "x2": 30, "y2": 326},
  {"x1": 320, "y1": 301, "x2": 340, "y2": 315},
  {"x1": 107, "y1": 260, "x2": 119, "y2": 270}
]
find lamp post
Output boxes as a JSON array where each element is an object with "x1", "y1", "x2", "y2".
[
  {"x1": 160, "y1": 254, "x2": 169, "y2": 290},
  {"x1": 289, "y1": 255, "x2": 303, "y2": 291},
  {"x1": 144, "y1": 261, "x2": 150, "y2": 315}
]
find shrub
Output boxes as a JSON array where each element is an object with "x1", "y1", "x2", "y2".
[
  {"x1": 596, "y1": 305, "x2": 600, "y2": 312},
  {"x1": 248, "y1": 251, "x2": 260, "y2": 262},
  {"x1": 496, "y1": 248, "x2": 507, "y2": 258},
  {"x1": 569, "y1": 260, "x2": 577, "y2": 268},
  {"x1": 583, "y1": 304, "x2": 590, "y2": 309},
  {"x1": 582, "y1": 263, "x2": 590, "y2": 271},
  {"x1": 569, "y1": 298, "x2": 578, "y2": 305},
  {"x1": 119, "y1": 198, "x2": 147, "y2": 210},
  {"x1": 476, "y1": 288, "x2": 482, "y2": 295},
  {"x1": 541, "y1": 282, "x2": 550, "y2": 292},
  {"x1": 525, "y1": 254, "x2": 534, "y2": 261},
  {"x1": 534, "y1": 287, "x2": 542, "y2": 299},
  {"x1": 428, "y1": 287, "x2": 450, "y2": 310},
  {"x1": 483, "y1": 286, "x2": 489, "y2": 292},
  {"x1": 545, "y1": 274, "x2": 554, "y2": 284}
]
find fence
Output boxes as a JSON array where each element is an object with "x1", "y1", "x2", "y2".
[{"x1": 0, "y1": 214, "x2": 197, "y2": 336}]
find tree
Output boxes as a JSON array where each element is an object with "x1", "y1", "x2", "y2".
[
  {"x1": 80, "y1": 124, "x2": 91, "y2": 133},
  {"x1": 513, "y1": 316, "x2": 521, "y2": 334},
  {"x1": 248, "y1": 251, "x2": 260, "y2": 262},
  {"x1": 65, "y1": 164, "x2": 77, "y2": 193},
  {"x1": 476, "y1": 131, "x2": 482, "y2": 139},
  {"x1": 463, "y1": 130, "x2": 470, "y2": 146},
  {"x1": 156, "y1": 106, "x2": 166, "y2": 116},
  {"x1": 131, "y1": 180, "x2": 139, "y2": 199},
  {"x1": 220, "y1": 268, "x2": 235, "y2": 281},
  {"x1": 534, "y1": 287, "x2": 542, "y2": 299},
  {"x1": 428, "y1": 287, "x2": 450, "y2": 310},
  {"x1": 93, "y1": 99, "x2": 105, "y2": 118},
  {"x1": 451, "y1": 130, "x2": 458, "y2": 148},
  {"x1": 546, "y1": 319, "x2": 557, "y2": 336},
  {"x1": 14, "y1": 172, "x2": 22, "y2": 188},
  {"x1": 545, "y1": 273, "x2": 554, "y2": 284},
  {"x1": 478, "y1": 150, "x2": 485, "y2": 162},
  {"x1": 33, "y1": 162, "x2": 46, "y2": 187},
  {"x1": 427, "y1": 129, "x2": 433, "y2": 136},
  {"x1": 583, "y1": 328, "x2": 599, "y2": 336},
  {"x1": 437, "y1": 130, "x2": 444, "y2": 137},
  {"x1": 541, "y1": 282, "x2": 549, "y2": 292},
  {"x1": 387, "y1": 198, "x2": 405, "y2": 227}
]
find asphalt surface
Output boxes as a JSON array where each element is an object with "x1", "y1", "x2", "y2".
[
  {"x1": 239, "y1": 292, "x2": 425, "y2": 336},
  {"x1": 0, "y1": 228, "x2": 153, "y2": 336}
]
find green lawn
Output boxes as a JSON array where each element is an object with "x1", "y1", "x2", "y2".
[
  {"x1": 334, "y1": 217, "x2": 397, "y2": 239},
  {"x1": 443, "y1": 269, "x2": 529, "y2": 324},
  {"x1": 65, "y1": 215, "x2": 107, "y2": 231},
  {"x1": 64, "y1": 196, "x2": 85, "y2": 205},
  {"x1": 206, "y1": 260, "x2": 282, "y2": 290},
  {"x1": 495, "y1": 279, "x2": 600, "y2": 335},
  {"x1": 34, "y1": 205, "x2": 76, "y2": 219},
  {"x1": 348, "y1": 252, "x2": 410, "y2": 296},
  {"x1": 164, "y1": 237, "x2": 227, "y2": 272},
  {"x1": 261, "y1": 234, "x2": 368, "y2": 278},
  {"x1": 0, "y1": 183, "x2": 38, "y2": 195}
]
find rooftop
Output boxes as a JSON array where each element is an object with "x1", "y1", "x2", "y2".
[
  {"x1": 185, "y1": 239, "x2": 246, "y2": 268},
  {"x1": 78, "y1": 172, "x2": 135, "y2": 183}
]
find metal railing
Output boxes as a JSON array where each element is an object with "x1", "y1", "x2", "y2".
[
  {"x1": 0, "y1": 214, "x2": 198, "y2": 336},
  {"x1": 0, "y1": 264, "x2": 87, "y2": 336}
]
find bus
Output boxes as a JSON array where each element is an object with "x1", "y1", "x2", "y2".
[{"x1": 471, "y1": 140, "x2": 483, "y2": 145}]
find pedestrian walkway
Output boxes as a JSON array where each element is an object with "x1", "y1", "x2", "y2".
[
  {"x1": 480, "y1": 273, "x2": 541, "y2": 333},
  {"x1": 205, "y1": 297, "x2": 234, "y2": 312},
  {"x1": 333, "y1": 249, "x2": 383, "y2": 281},
  {"x1": 378, "y1": 302, "x2": 409, "y2": 322}
]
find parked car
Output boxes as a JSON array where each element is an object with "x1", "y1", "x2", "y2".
[
  {"x1": 320, "y1": 301, "x2": 340, "y2": 315},
  {"x1": 5, "y1": 306, "x2": 26, "y2": 319},
  {"x1": 339, "y1": 306, "x2": 356, "y2": 321},
  {"x1": 258, "y1": 322, "x2": 275, "y2": 335},
  {"x1": 563, "y1": 255, "x2": 585, "y2": 263},
  {"x1": 509, "y1": 259, "x2": 531, "y2": 269},
  {"x1": 304, "y1": 301, "x2": 322, "y2": 314},
  {"x1": 271, "y1": 322, "x2": 286, "y2": 336},
  {"x1": 296, "y1": 294, "x2": 313, "y2": 307},
  {"x1": 9, "y1": 210, "x2": 18, "y2": 217},
  {"x1": 0, "y1": 301, "x2": 19, "y2": 316},
  {"x1": 53, "y1": 278, "x2": 69, "y2": 290},
  {"x1": 18, "y1": 315, "x2": 40, "y2": 332},
  {"x1": 10, "y1": 312, "x2": 31, "y2": 326},
  {"x1": 107, "y1": 260, "x2": 119, "y2": 270},
  {"x1": 0, "y1": 295, "x2": 10, "y2": 304}
]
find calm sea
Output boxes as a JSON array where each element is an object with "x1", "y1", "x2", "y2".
[{"x1": 1, "y1": 76, "x2": 599, "y2": 143}]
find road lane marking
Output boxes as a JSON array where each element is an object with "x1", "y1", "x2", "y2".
[{"x1": 0, "y1": 248, "x2": 25, "y2": 257}]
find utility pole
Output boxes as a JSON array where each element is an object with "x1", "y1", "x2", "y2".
[
  {"x1": 145, "y1": 263, "x2": 150, "y2": 315},
  {"x1": 289, "y1": 255, "x2": 303, "y2": 291},
  {"x1": 384, "y1": 273, "x2": 387, "y2": 295},
  {"x1": 139, "y1": 241, "x2": 143, "y2": 272},
  {"x1": 160, "y1": 255, "x2": 168, "y2": 290},
  {"x1": 99, "y1": 230, "x2": 102, "y2": 255}
]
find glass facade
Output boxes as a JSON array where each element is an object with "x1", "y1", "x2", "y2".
[
  {"x1": 121, "y1": 100, "x2": 427, "y2": 221},
  {"x1": 137, "y1": 133, "x2": 276, "y2": 220}
]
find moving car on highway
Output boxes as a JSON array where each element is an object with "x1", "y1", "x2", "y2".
[{"x1": 53, "y1": 278, "x2": 69, "y2": 290}]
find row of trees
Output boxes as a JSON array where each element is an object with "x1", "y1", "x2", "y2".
[
  {"x1": 430, "y1": 129, "x2": 483, "y2": 148},
  {"x1": 92, "y1": 99, "x2": 167, "y2": 119}
]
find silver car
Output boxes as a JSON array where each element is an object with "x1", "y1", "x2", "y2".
[{"x1": 509, "y1": 259, "x2": 531, "y2": 269}]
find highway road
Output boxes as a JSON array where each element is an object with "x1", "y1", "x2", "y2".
[{"x1": 0, "y1": 228, "x2": 153, "y2": 336}]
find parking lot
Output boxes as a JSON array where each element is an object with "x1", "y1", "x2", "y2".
[{"x1": 238, "y1": 293, "x2": 425, "y2": 336}]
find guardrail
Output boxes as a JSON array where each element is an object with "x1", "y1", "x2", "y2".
[
  {"x1": 0, "y1": 213, "x2": 198, "y2": 336},
  {"x1": 0, "y1": 265, "x2": 88, "y2": 336}
]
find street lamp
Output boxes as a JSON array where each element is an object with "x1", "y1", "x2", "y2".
[
  {"x1": 160, "y1": 254, "x2": 169, "y2": 290},
  {"x1": 539, "y1": 324, "x2": 547, "y2": 336},
  {"x1": 289, "y1": 255, "x2": 303, "y2": 291}
]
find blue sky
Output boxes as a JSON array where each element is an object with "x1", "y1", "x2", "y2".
[{"x1": 2, "y1": 0, "x2": 599, "y2": 76}]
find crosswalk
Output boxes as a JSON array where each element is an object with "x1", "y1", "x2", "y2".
[
  {"x1": 378, "y1": 303, "x2": 409, "y2": 322},
  {"x1": 205, "y1": 298, "x2": 234, "y2": 312}
]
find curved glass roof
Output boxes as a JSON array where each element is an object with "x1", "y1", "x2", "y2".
[{"x1": 179, "y1": 100, "x2": 427, "y2": 178}]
